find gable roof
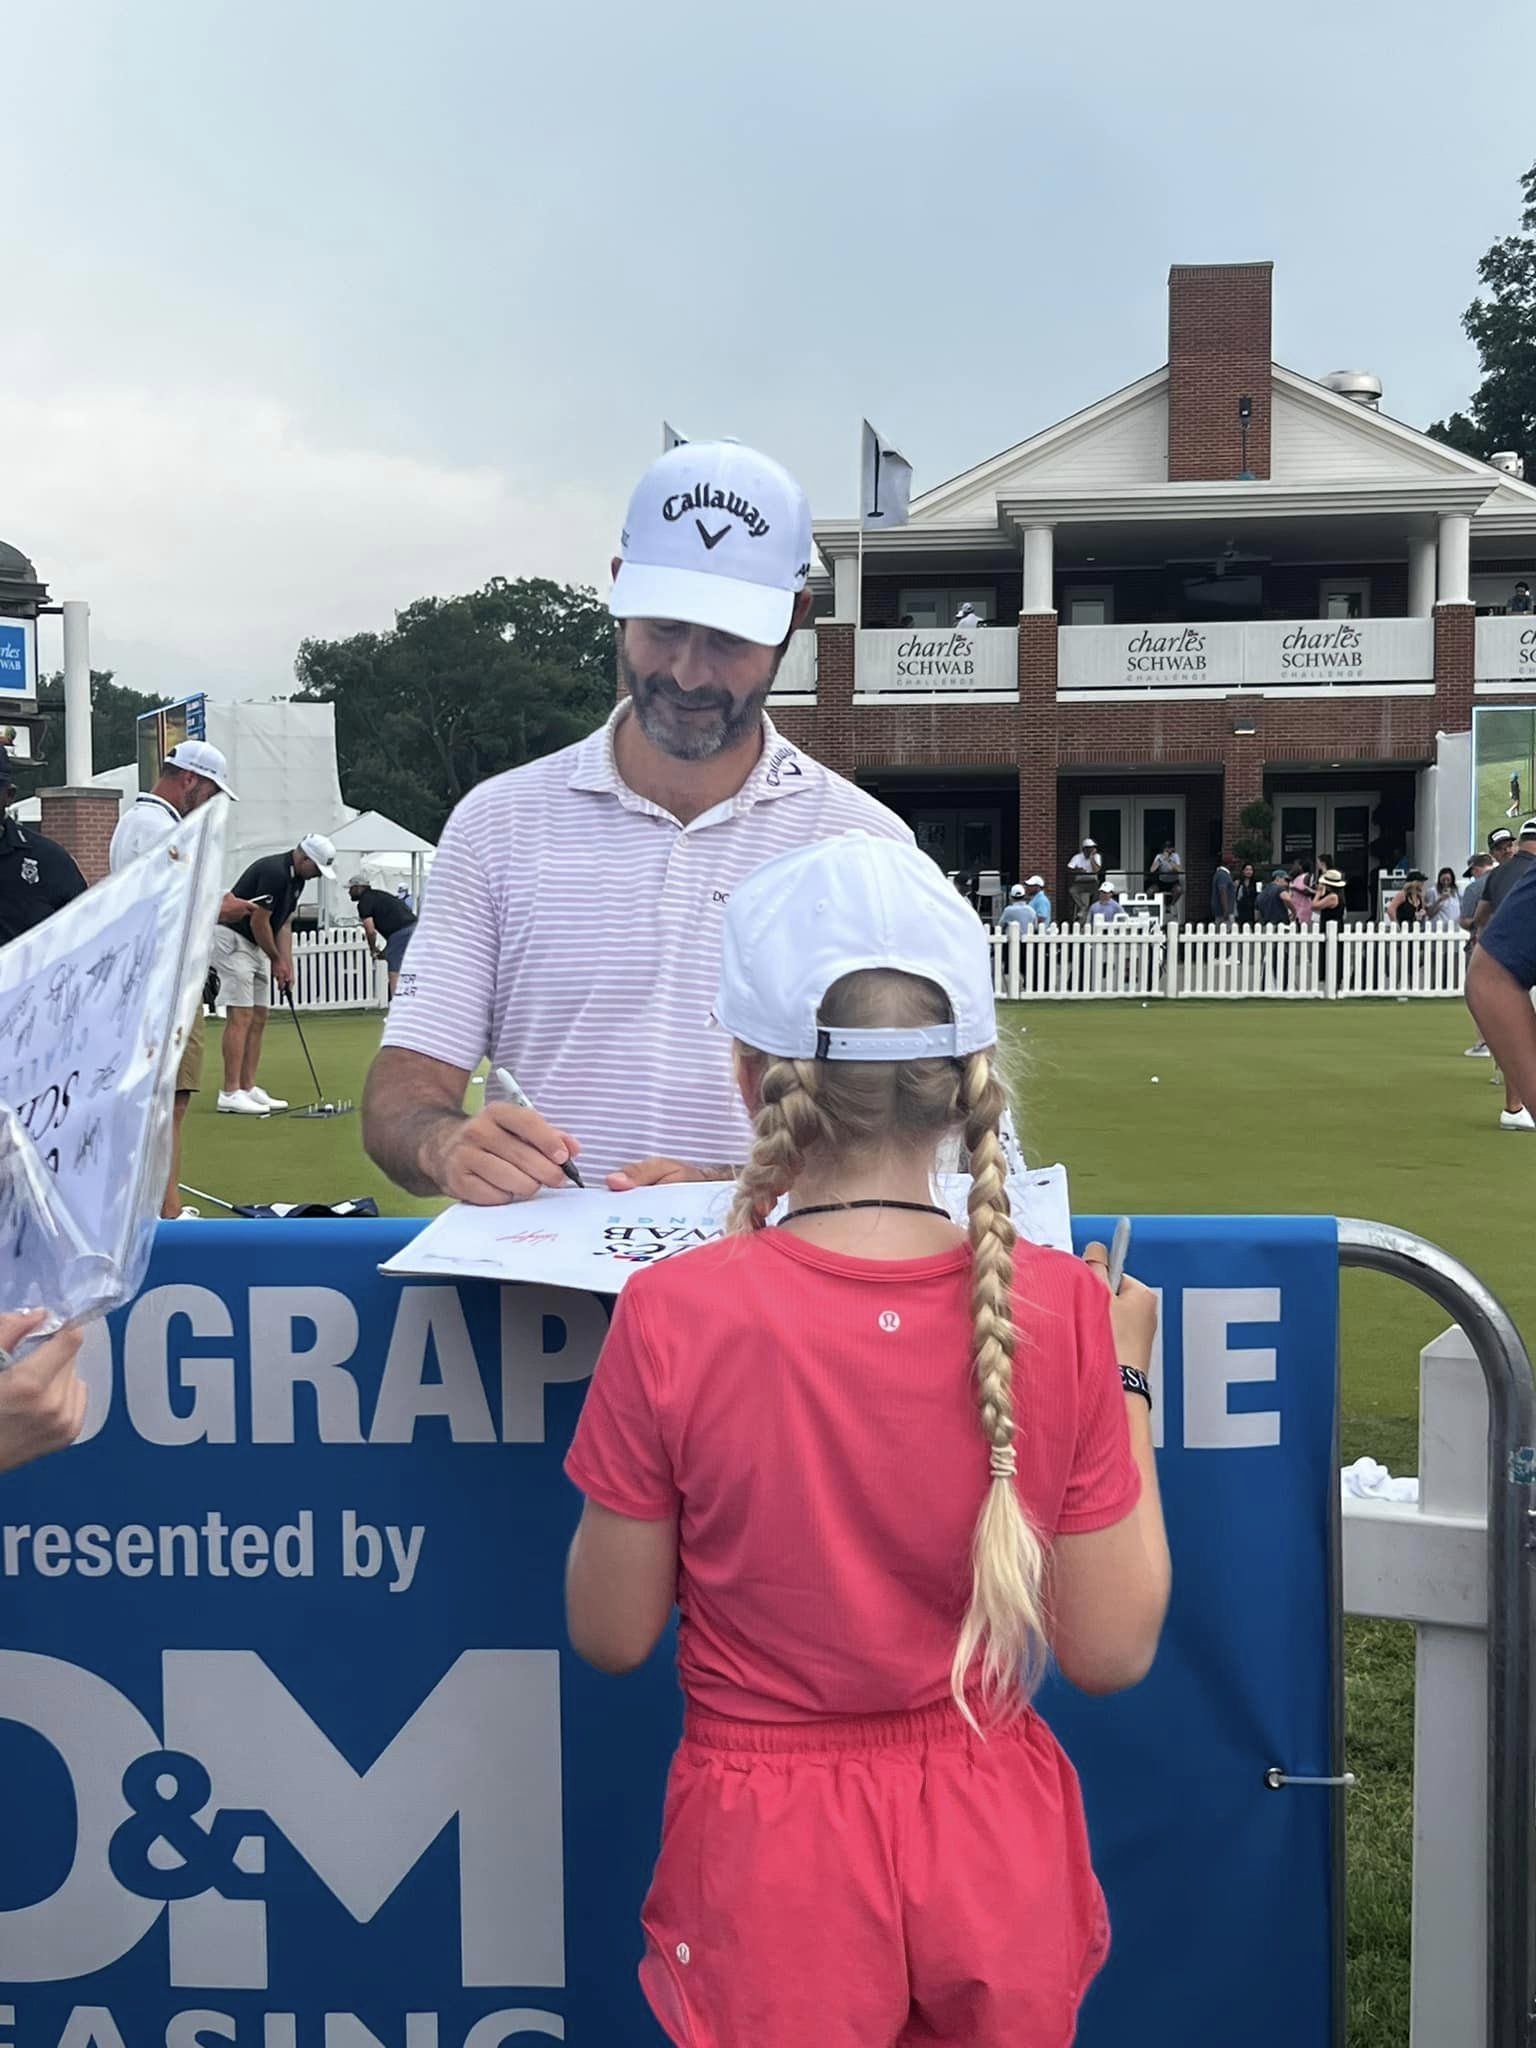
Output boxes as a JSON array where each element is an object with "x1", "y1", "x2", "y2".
[{"x1": 879, "y1": 361, "x2": 1536, "y2": 531}]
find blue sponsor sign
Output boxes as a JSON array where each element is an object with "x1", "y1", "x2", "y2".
[
  {"x1": 0, "y1": 618, "x2": 36, "y2": 704},
  {"x1": 0, "y1": 1215, "x2": 1337, "y2": 2045}
]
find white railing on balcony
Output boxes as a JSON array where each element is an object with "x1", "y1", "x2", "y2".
[
  {"x1": 987, "y1": 920, "x2": 1467, "y2": 1000},
  {"x1": 1474, "y1": 614, "x2": 1536, "y2": 685},
  {"x1": 769, "y1": 628, "x2": 819, "y2": 698},
  {"x1": 856, "y1": 626, "x2": 1016, "y2": 694},
  {"x1": 1058, "y1": 617, "x2": 1434, "y2": 693}
]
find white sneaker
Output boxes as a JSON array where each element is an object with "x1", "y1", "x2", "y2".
[
  {"x1": 247, "y1": 1086, "x2": 288, "y2": 1111},
  {"x1": 217, "y1": 1089, "x2": 270, "y2": 1115},
  {"x1": 1465, "y1": 1043, "x2": 1493, "y2": 1058},
  {"x1": 1500, "y1": 1109, "x2": 1536, "y2": 1132}
]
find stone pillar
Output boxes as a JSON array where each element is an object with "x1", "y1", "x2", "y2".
[
  {"x1": 1436, "y1": 513, "x2": 1471, "y2": 607},
  {"x1": 1433, "y1": 603, "x2": 1476, "y2": 736},
  {"x1": 1022, "y1": 526, "x2": 1055, "y2": 614},
  {"x1": 1017, "y1": 615, "x2": 1058, "y2": 894},
  {"x1": 38, "y1": 785, "x2": 121, "y2": 884},
  {"x1": 833, "y1": 554, "x2": 858, "y2": 622},
  {"x1": 1221, "y1": 732, "x2": 1265, "y2": 862},
  {"x1": 813, "y1": 620, "x2": 855, "y2": 777},
  {"x1": 1409, "y1": 534, "x2": 1437, "y2": 618}
]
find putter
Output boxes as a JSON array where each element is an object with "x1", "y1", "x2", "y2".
[{"x1": 281, "y1": 986, "x2": 357, "y2": 1119}]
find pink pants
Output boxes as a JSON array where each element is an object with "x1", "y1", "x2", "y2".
[{"x1": 638, "y1": 1696, "x2": 1110, "y2": 2047}]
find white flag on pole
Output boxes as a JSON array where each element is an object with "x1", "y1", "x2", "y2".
[
  {"x1": 860, "y1": 420, "x2": 912, "y2": 529},
  {"x1": 662, "y1": 421, "x2": 687, "y2": 451}
]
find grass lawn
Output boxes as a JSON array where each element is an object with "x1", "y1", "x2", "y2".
[{"x1": 186, "y1": 997, "x2": 1529, "y2": 2048}]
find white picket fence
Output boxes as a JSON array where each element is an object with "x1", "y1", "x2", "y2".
[
  {"x1": 291, "y1": 928, "x2": 390, "y2": 1010},
  {"x1": 988, "y1": 921, "x2": 1468, "y2": 1001}
]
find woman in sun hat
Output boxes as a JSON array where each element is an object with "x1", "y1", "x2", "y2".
[{"x1": 564, "y1": 831, "x2": 1170, "y2": 2046}]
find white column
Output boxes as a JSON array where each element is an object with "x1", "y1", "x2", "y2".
[
  {"x1": 1022, "y1": 525, "x2": 1055, "y2": 614},
  {"x1": 1409, "y1": 533, "x2": 1437, "y2": 618},
  {"x1": 61, "y1": 599, "x2": 92, "y2": 785},
  {"x1": 1436, "y1": 513, "x2": 1471, "y2": 606},
  {"x1": 833, "y1": 553, "x2": 858, "y2": 623}
]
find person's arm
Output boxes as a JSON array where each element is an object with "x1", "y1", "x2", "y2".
[
  {"x1": 0, "y1": 1314, "x2": 87, "y2": 1473},
  {"x1": 564, "y1": 1280, "x2": 680, "y2": 1672},
  {"x1": 362, "y1": 1045, "x2": 583, "y2": 1202},
  {"x1": 565, "y1": 1504, "x2": 678, "y2": 1674},
  {"x1": 361, "y1": 915, "x2": 385, "y2": 957},
  {"x1": 218, "y1": 894, "x2": 256, "y2": 925},
  {"x1": 1049, "y1": 1255, "x2": 1171, "y2": 1695},
  {"x1": 247, "y1": 904, "x2": 293, "y2": 992}
]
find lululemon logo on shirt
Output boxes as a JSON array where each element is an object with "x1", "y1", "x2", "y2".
[
  {"x1": 676, "y1": 1942, "x2": 692, "y2": 1966},
  {"x1": 878, "y1": 1310, "x2": 901, "y2": 1334}
]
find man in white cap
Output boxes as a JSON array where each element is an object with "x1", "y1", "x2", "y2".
[
  {"x1": 214, "y1": 833, "x2": 338, "y2": 1116},
  {"x1": 1067, "y1": 837, "x2": 1102, "y2": 924},
  {"x1": 999, "y1": 884, "x2": 1037, "y2": 938},
  {"x1": 1023, "y1": 872, "x2": 1052, "y2": 924},
  {"x1": 364, "y1": 438, "x2": 909, "y2": 1202},
  {"x1": 108, "y1": 739, "x2": 245, "y2": 1214}
]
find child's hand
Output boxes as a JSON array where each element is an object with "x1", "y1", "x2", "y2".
[{"x1": 1081, "y1": 1245, "x2": 1158, "y2": 1373}]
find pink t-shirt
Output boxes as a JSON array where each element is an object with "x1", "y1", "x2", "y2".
[{"x1": 566, "y1": 1231, "x2": 1141, "y2": 1722}]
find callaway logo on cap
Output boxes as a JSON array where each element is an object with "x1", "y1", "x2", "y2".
[{"x1": 611, "y1": 440, "x2": 813, "y2": 648}]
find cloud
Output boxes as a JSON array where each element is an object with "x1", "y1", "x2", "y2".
[{"x1": 0, "y1": 384, "x2": 612, "y2": 699}]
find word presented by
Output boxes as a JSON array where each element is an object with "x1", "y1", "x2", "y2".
[{"x1": 0, "y1": 1510, "x2": 425, "y2": 1592}]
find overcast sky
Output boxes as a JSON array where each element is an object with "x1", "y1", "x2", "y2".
[{"x1": 3, "y1": 0, "x2": 1530, "y2": 698}]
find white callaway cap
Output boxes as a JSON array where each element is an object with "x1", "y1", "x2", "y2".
[
  {"x1": 716, "y1": 832, "x2": 997, "y2": 1062},
  {"x1": 164, "y1": 739, "x2": 237, "y2": 800},
  {"x1": 611, "y1": 440, "x2": 813, "y2": 648},
  {"x1": 299, "y1": 832, "x2": 338, "y2": 878}
]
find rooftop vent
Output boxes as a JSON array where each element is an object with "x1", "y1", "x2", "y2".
[{"x1": 1321, "y1": 370, "x2": 1383, "y2": 410}]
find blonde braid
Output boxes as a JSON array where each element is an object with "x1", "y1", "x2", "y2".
[
  {"x1": 727, "y1": 1057, "x2": 830, "y2": 1234},
  {"x1": 950, "y1": 1049, "x2": 1050, "y2": 1728}
]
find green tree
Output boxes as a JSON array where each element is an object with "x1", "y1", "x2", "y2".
[
  {"x1": 1428, "y1": 160, "x2": 1536, "y2": 460},
  {"x1": 294, "y1": 576, "x2": 615, "y2": 840},
  {"x1": 17, "y1": 670, "x2": 173, "y2": 793}
]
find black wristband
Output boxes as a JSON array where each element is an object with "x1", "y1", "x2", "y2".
[{"x1": 1119, "y1": 1365, "x2": 1152, "y2": 1406}]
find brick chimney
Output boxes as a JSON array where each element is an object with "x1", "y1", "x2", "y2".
[{"x1": 1167, "y1": 262, "x2": 1273, "y2": 482}]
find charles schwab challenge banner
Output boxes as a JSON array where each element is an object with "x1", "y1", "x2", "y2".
[
  {"x1": 0, "y1": 1216, "x2": 1338, "y2": 2047},
  {"x1": 0, "y1": 617, "x2": 37, "y2": 704},
  {"x1": 858, "y1": 626, "x2": 1018, "y2": 692},
  {"x1": 1059, "y1": 616, "x2": 1433, "y2": 691}
]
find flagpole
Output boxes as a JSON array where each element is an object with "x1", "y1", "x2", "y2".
[{"x1": 855, "y1": 421, "x2": 866, "y2": 640}]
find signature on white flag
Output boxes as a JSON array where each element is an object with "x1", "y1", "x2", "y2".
[{"x1": 0, "y1": 802, "x2": 227, "y2": 1335}]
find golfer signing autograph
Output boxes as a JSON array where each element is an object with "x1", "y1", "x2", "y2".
[{"x1": 363, "y1": 440, "x2": 908, "y2": 1203}]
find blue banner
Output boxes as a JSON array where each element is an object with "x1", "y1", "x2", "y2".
[{"x1": 0, "y1": 1215, "x2": 1338, "y2": 2046}]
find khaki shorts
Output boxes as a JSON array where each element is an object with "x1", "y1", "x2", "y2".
[
  {"x1": 176, "y1": 1006, "x2": 205, "y2": 1095},
  {"x1": 212, "y1": 925, "x2": 272, "y2": 1008}
]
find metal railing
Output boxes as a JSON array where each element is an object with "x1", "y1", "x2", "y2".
[{"x1": 1337, "y1": 1221, "x2": 1536, "y2": 2048}]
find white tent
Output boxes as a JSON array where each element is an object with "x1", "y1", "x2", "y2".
[{"x1": 318, "y1": 809, "x2": 438, "y2": 926}]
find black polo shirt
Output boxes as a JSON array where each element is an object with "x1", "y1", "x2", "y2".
[
  {"x1": 0, "y1": 817, "x2": 87, "y2": 946},
  {"x1": 1481, "y1": 849, "x2": 1536, "y2": 920},
  {"x1": 354, "y1": 887, "x2": 416, "y2": 939},
  {"x1": 229, "y1": 851, "x2": 306, "y2": 942}
]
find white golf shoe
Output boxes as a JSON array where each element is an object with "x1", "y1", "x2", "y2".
[
  {"x1": 247, "y1": 1086, "x2": 288, "y2": 1111},
  {"x1": 1499, "y1": 1108, "x2": 1536, "y2": 1132},
  {"x1": 217, "y1": 1089, "x2": 270, "y2": 1116}
]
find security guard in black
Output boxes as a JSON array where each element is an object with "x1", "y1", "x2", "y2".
[
  {"x1": 228, "y1": 851, "x2": 305, "y2": 941},
  {"x1": 0, "y1": 816, "x2": 87, "y2": 945}
]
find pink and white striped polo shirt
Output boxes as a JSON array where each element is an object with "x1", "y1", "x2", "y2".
[{"x1": 381, "y1": 708, "x2": 912, "y2": 1183}]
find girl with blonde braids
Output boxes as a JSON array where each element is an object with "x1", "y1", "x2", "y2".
[{"x1": 567, "y1": 833, "x2": 1170, "y2": 2048}]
